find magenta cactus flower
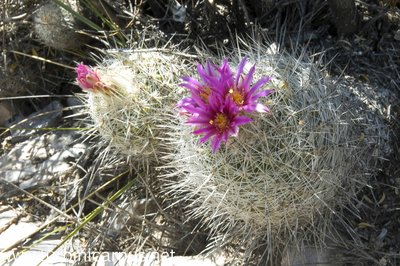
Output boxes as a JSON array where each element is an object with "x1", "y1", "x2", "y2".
[
  {"x1": 223, "y1": 58, "x2": 274, "y2": 113},
  {"x1": 179, "y1": 58, "x2": 273, "y2": 113},
  {"x1": 187, "y1": 94, "x2": 252, "y2": 152},
  {"x1": 178, "y1": 58, "x2": 273, "y2": 152},
  {"x1": 75, "y1": 63, "x2": 101, "y2": 90}
]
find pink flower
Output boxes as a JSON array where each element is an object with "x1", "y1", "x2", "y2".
[
  {"x1": 222, "y1": 58, "x2": 274, "y2": 113},
  {"x1": 75, "y1": 63, "x2": 100, "y2": 90},
  {"x1": 179, "y1": 58, "x2": 273, "y2": 113},
  {"x1": 187, "y1": 94, "x2": 252, "y2": 152},
  {"x1": 177, "y1": 58, "x2": 273, "y2": 152}
]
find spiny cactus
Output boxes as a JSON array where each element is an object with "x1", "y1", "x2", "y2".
[
  {"x1": 76, "y1": 49, "x2": 192, "y2": 168},
  {"x1": 162, "y1": 44, "x2": 390, "y2": 262},
  {"x1": 33, "y1": 0, "x2": 85, "y2": 50},
  {"x1": 74, "y1": 41, "x2": 390, "y2": 263}
]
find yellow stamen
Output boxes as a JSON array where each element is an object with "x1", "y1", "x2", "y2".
[
  {"x1": 229, "y1": 88, "x2": 245, "y2": 105},
  {"x1": 213, "y1": 113, "x2": 229, "y2": 132},
  {"x1": 199, "y1": 87, "x2": 211, "y2": 102}
]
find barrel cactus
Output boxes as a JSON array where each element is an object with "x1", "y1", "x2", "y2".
[
  {"x1": 76, "y1": 49, "x2": 191, "y2": 168},
  {"x1": 162, "y1": 44, "x2": 389, "y2": 262}
]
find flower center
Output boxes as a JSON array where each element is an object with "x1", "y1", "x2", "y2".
[
  {"x1": 229, "y1": 88, "x2": 245, "y2": 106},
  {"x1": 210, "y1": 113, "x2": 229, "y2": 132},
  {"x1": 199, "y1": 87, "x2": 211, "y2": 102},
  {"x1": 86, "y1": 74, "x2": 99, "y2": 84}
]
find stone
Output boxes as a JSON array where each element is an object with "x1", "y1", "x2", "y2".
[
  {"x1": 0, "y1": 221, "x2": 40, "y2": 251},
  {"x1": 281, "y1": 245, "x2": 343, "y2": 266},
  {"x1": 0, "y1": 102, "x2": 13, "y2": 126},
  {"x1": 394, "y1": 30, "x2": 400, "y2": 41},
  {"x1": 0, "y1": 130, "x2": 87, "y2": 190}
]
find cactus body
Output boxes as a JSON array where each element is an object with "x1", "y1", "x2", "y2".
[
  {"x1": 81, "y1": 50, "x2": 190, "y2": 167},
  {"x1": 162, "y1": 46, "x2": 389, "y2": 260}
]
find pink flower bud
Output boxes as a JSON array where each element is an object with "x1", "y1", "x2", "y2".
[{"x1": 75, "y1": 63, "x2": 100, "y2": 90}]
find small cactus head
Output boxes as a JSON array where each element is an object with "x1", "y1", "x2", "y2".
[
  {"x1": 33, "y1": 1, "x2": 86, "y2": 50},
  {"x1": 76, "y1": 51, "x2": 191, "y2": 167}
]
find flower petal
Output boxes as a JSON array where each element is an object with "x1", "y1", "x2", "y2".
[
  {"x1": 197, "y1": 63, "x2": 217, "y2": 85},
  {"x1": 235, "y1": 58, "x2": 247, "y2": 87},
  {"x1": 177, "y1": 97, "x2": 195, "y2": 108},
  {"x1": 199, "y1": 130, "x2": 216, "y2": 143},
  {"x1": 181, "y1": 76, "x2": 202, "y2": 87},
  {"x1": 225, "y1": 96, "x2": 239, "y2": 115},
  {"x1": 180, "y1": 82, "x2": 200, "y2": 93},
  {"x1": 190, "y1": 93, "x2": 208, "y2": 109},
  {"x1": 205, "y1": 61, "x2": 215, "y2": 76},
  {"x1": 208, "y1": 94, "x2": 224, "y2": 112},
  {"x1": 241, "y1": 105, "x2": 256, "y2": 113},
  {"x1": 228, "y1": 125, "x2": 239, "y2": 138},
  {"x1": 193, "y1": 126, "x2": 215, "y2": 135},
  {"x1": 255, "y1": 103, "x2": 270, "y2": 113},
  {"x1": 187, "y1": 117, "x2": 212, "y2": 125},
  {"x1": 248, "y1": 76, "x2": 272, "y2": 95},
  {"x1": 75, "y1": 64, "x2": 99, "y2": 90},
  {"x1": 241, "y1": 64, "x2": 255, "y2": 90},
  {"x1": 184, "y1": 105, "x2": 210, "y2": 116},
  {"x1": 234, "y1": 116, "x2": 253, "y2": 126},
  {"x1": 211, "y1": 136, "x2": 223, "y2": 153},
  {"x1": 251, "y1": 89, "x2": 274, "y2": 100}
]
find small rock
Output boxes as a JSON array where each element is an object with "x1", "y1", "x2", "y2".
[
  {"x1": 0, "y1": 207, "x2": 19, "y2": 228},
  {"x1": 0, "y1": 102, "x2": 13, "y2": 126},
  {"x1": 377, "y1": 228, "x2": 388, "y2": 241},
  {"x1": 394, "y1": 30, "x2": 400, "y2": 41},
  {"x1": 0, "y1": 221, "x2": 40, "y2": 250},
  {"x1": 281, "y1": 245, "x2": 343, "y2": 266},
  {"x1": 171, "y1": 2, "x2": 186, "y2": 23},
  {"x1": 0, "y1": 130, "x2": 87, "y2": 190},
  {"x1": 33, "y1": 147, "x2": 48, "y2": 162},
  {"x1": 379, "y1": 257, "x2": 388, "y2": 266}
]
